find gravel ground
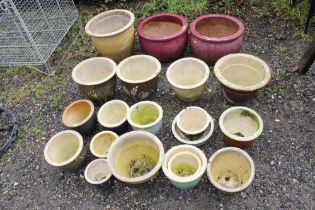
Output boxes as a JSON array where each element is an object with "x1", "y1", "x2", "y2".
[{"x1": 0, "y1": 3, "x2": 314, "y2": 210}]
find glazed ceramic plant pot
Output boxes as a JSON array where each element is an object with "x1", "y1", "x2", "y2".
[
  {"x1": 90, "y1": 131, "x2": 118, "y2": 158},
  {"x1": 214, "y1": 53, "x2": 272, "y2": 104},
  {"x1": 72, "y1": 57, "x2": 116, "y2": 103},
  {"x1": 207, "y1": 147, "x2": 255, "y2": 193},
  {"x1": 190, "y1": 14, "x2": 245, "y2": 65},
  {"x1": 166, "y1": 57, "x2": 210, "y2": 102},
  {"x1": 44, "y1": 130, "x2": 86, "y2": 171},
  {"x1": 107, "y1": 131, "x2": 165, "y2": 184},
  {"x1": 62, "y1": 100, "x2": 97, "y2": 136},
  {"x1": 97, "y1": 100, "x2": 129, "y2": 134},
  {"x1": 219, "y1": 106, "x2": 263, "y2": 148},
  {"x1": 85, "y1": 9, "x2": 135, "y2": 62},
  {"x1": 137, "y1": 13, "x2": 188, "y2": 62},
  {"x1": 84, "y1": 159, "x2": 112, "y2": 191},
  {"x1": 127, "y1": 101, "x2": 163, "y2": 135},
  {"x1": 117, "y1": 55, "x2": 161, "y2": 101},
  {"x1": 162, "y1": 145, "x2": 207, "y2": 190}
]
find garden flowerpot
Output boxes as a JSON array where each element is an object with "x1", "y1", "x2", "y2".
[
  {"x1": 214, "y1": 53, "x2": 271, "y2": 104},
  {"x1": 107, "y1": 131, "x2": 164, "y2": 184},
  {"x1": 62, "y1": 100, "x2": 97, "y2": 136},
  {"x1": 207, "y1": 147, "x2": 255, "y2": 193},
  {"x1": 44, "y1": 130, "x2": 85, "y2": 171},
  {"x1": 85, "y1": 9, "x2": 135, "y2": 62},
  {"x1": 127, "y1": 101, "x2": 163, "y2": 135},
  {"x1": 84, "y1": 159, "x2": 112, "y2": 191},
  {"x1": 162, "y1": 145, "x2": 207, "y2": 190},
  {"x1": 97, "y1": 100, "x2": 129, "y2": 134},
  {"x1": 90, "y1": 131, "x2": 118, "y2": 158},
  {"x1": 219, "y1": 106, "x2": 263, "y2": 148},
  {"x1": 190, "y1": 14, "x2": 245, "y2": 65},
  {"x1": 137, "y1": 13, "x2": 188, "y2": 62},
  {"x1": 166, "y1": 57, "x2": 209, "y2": 102},
  {"x1": 117, "y1": 55, "x2": 161, "y2": 101},
  {"x1": 72, "y1": 57, "x2": 116, "y2": 103}
]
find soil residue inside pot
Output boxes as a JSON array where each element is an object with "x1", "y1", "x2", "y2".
[
  {"x1": 131, "y1": 105, "x2": 159, "y2": 125},
  {"x1": 143, "y1": 21, "x2": 182, "y2": 37},
  {"x1": 172, "y1": 163, "x2": 197, "y2": 177},
  {"x1": 196, "y1": 18, "x2": 239, "y2": 38}
]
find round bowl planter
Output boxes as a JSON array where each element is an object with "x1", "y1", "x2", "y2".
[
  {"x1": 166, "y1": 57, "x2": 210, "y2": 102},
  {"x1": 219, "y1": 106, "x2": 263, "y2": 148},
  {"x1": 62, "y1": 100, "x2": 97, "y2": 136},
  {"x1": 127, "y1": 101, "x2": 163, "y2": 135},
  {"x1": 117, "y1": 55, "x2": 161, "y2": 100},
  {"x1": 90, "y1": 131, "x2": 118, "y2": 158},
  {"x1": 84, "y1": 159, "x2": 112, "y2": 191},
  {"x1": 162, "y1": 145, "x2": 207, "y2": 190},
  {"x1": 207, "y1": 147, "x2": 255, "y2": 193},
  {"x1": 190, "y1": 14, "x2": 245, "y2": 65},
  {"x1": 214, "y1": 53, "x2": 272, "y2": 104},
  {"x1": 72, "y1": 57, "x2": 116, "y2": 103},
  {"x1": 107, "y1": 131, "x2": 165, "y2": 184},
  {"x1": 44, "y1": 130, "x2": 86, "y2": 171},
  {"x1": 85, "y1": 9, "x2": 135, "y2": 62},
  {"x1": 137, "y1": 13, "x2": 188, "y2": 63},
  {"x1": 97, "y1": 100, "x2": 129, "y2": 134}
]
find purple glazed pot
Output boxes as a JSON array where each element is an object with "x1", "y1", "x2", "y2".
[
  {"x1": 190, "y1": 14, "x2": 244, "y2": 65},
  {"x1": 137, "y1": 13, "x2": 188, "y2": 63}
]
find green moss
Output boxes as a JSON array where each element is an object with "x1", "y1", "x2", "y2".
[
  {"x1": 131, "y1": 105, "x2": 159, "y2": 125},
  {"x1": 172, "y1": 163, "x2": 197, "y2": 177}
]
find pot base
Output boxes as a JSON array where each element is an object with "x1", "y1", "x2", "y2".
[
  {"x1": 222, "y1": 88, "x2": 256, "y2": 105},
  {"x1": 223, "y1": 135, "x2": 254, "y2": 148}
]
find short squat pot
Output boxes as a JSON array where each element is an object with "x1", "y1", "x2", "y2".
[
  {"x1": 85, "y1": 9, "x2": 135, "y2": 62},
  {"x1": 207, "y1": 147, "x2": 255, "y2": 193},
  {"x1": 44, "y1": 130, "x2": 86, "y2": 171},
  {"x1": 107, "y1": 131, "x2": 165, "y2": 184},
  {"x1": 62, "y1": 100, "x2": 97, "y2": 136},
  {"x1": 219, "y1": 106, "x2": 263, "y2": 148},
  {"x1": 166, "y1": 57, "x2": 209, "y2": 102},
  {"x1": 137, "y1": 13, "x2": 188, "y2": 62},
  {"x1": 90, "y1": 131, "x2": 118, "y2": 158},
  {"x1": 214, "y1": 53, "x2": 271, "y2": 104},
  {"x1": 127, "y1": 101, "x2": 163, "y2": 135},
  {"x1": 72, "y1": 57, "x2": 116, "y2": 103},
  {"x1": 117, "y1": 55, "x2": 161, "y2": 100},
  {"x1": 190, "y1": 14, "x2": 244, "y2": 65},
  {"x1": 84, "y1": 159, "x2": 112, "y2": 191}
]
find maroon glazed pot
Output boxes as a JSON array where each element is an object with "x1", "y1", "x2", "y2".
[
  {"x1": 137, "y1": 13, "x2": 188, "y2": 63},
  {"x1": 190, "y1": 14, "x2": 244, "y2": 65}
]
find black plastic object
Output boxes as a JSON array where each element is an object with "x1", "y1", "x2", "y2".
[{"x1": 0, "y1": 108, "x2": 18, "y2": 157}]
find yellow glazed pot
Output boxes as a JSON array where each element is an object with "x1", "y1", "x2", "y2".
[{"x1": 85, "y1": 9, "x2": 135, "y2": 63}]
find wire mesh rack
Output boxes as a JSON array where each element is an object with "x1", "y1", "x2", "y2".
[{"x1": 0, "y1": 0, "x2": 79, "y2": 75}]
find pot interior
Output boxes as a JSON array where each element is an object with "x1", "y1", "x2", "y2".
[
  {"x1": 99, "y1": 102, "x2": 127, "y2": 125},
  {"x1": 178, "y1": 107, "x2": 208, "y2": 133},
  {"x1": 131, "y1": 104, "x2": 159, "y2": 125},
  {"x1": 86, "y1": 160, "x2": 111, "y2": 183},
  {"x1": 196, "y1": 17, "x2": 239, "y2": 38},
  {"x1": 169, "y1": 152, "x2": 199, "y2": 177},
  {"x1": 142, "y1": 16, "x2": 183, "y2": 37},
  {"x1": 92, "y1": 133, "x2": 117, "y2": 157},
  {"x1": 64, "y1": 101, "x2": 92, "y2": 126}
]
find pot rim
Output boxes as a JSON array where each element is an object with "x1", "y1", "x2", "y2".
[
  {"x1": 62, "y1": 99, "x2": 95, "y2": 128},
  {"x1": 44, "y1": 130, "x2": 83, "y2": 167},
  {"x1": 72, "y1": 57, "x2": 116, "y2": 86},
  {"x1": 127, "y1": 101, "x2": 163, "y2": 129},
  {"x1": 219, "y1": 106, "x2": 263, "y2": 141},
  {"x1": 166, "y1": 57, "x2": 210, "y2": 90},
  {"x1": 117, "y1": 55, "x2": 161, "y2": 84},
  {"x1": 97, "y1": 100, "x2": 129, "y2": 128},
  {"x1": 84, "y1": 159, "x2": 112, "y2": 185},
  {"x1": 137, "y1": 12, "x2": 188, "y2": 42},
  {"x1": 90, "y1": 131, "x2": 119, "y2": 158},
  {"x1": 214, "y1": 53, "x2": 272, "y2": 91},
  {"x1": 190, "y1": 14, "x2": 244, "y2": 43},
  {"x1": 107, "y1": 131, "x2": 165, "y2": 183},
  {"x1": 207, "y1": 147, "x2": 255, "y2": 193},
  {"x1": 85, "y1": 9, "x2": 135, "y2": 38}
]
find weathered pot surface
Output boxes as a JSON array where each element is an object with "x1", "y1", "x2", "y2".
[
  {"x1": 207, "y1": 147, "x2": 255, "y2": 193},
  {"x1": 84, "y1": 159, "x2": 112, "y2": 190},
  {"x1": 219, "y1": 106, "x2": 263, "y2": 148},
  {"x1": 85, "y1": 9, "x2": 135, "y2": 62},
  {"x1": 90, "y1": 131, "x2": 118, "y2": 158},
  {"x1": 166, "y1": 57, "x2": 210, "y2": 102},
  {"x1": 167, "y1": 151, "x2": 201, "y2": 177}
]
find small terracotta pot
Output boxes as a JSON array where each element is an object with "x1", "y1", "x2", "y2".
[
  {"x1": 207, "y1": 147, "x2": 255, "y2": 193},
  {"x1": 166, "y1": 57, "x2": 210, "y2": 102},
  {"x1": 90, "y1": 131, "x2": 118, "y2": 158},
  {"x1": 44, "y1": 130, "x2": 86, "y2": 171},
  {"x1": 137, "y1": 13, "x2": 188, "y2": 62},
  {"x1": 62, "y1": 100, "x2": 97, "y2": 136},
  {"x1": 72, "y1": 57, "x2": 116, "y2": 103},
  {"x1": 190, "y1": 14, "x2": 244, "y2": 65},
  {"x1": 214, "y1": 53, "x2": 271, "y2": 104},
  {"x1": 85, "y1": 9, "x2": 135, "y2": 62},
  {"x1": 219, "y1": 106, "x2": 263, "y2": 148},
  {"x1": 117, "y1": 55, "x2": 161, "y2": 101},
  {"x1": 84, "y1": 159, "x2": 112, "y2": 191}
]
